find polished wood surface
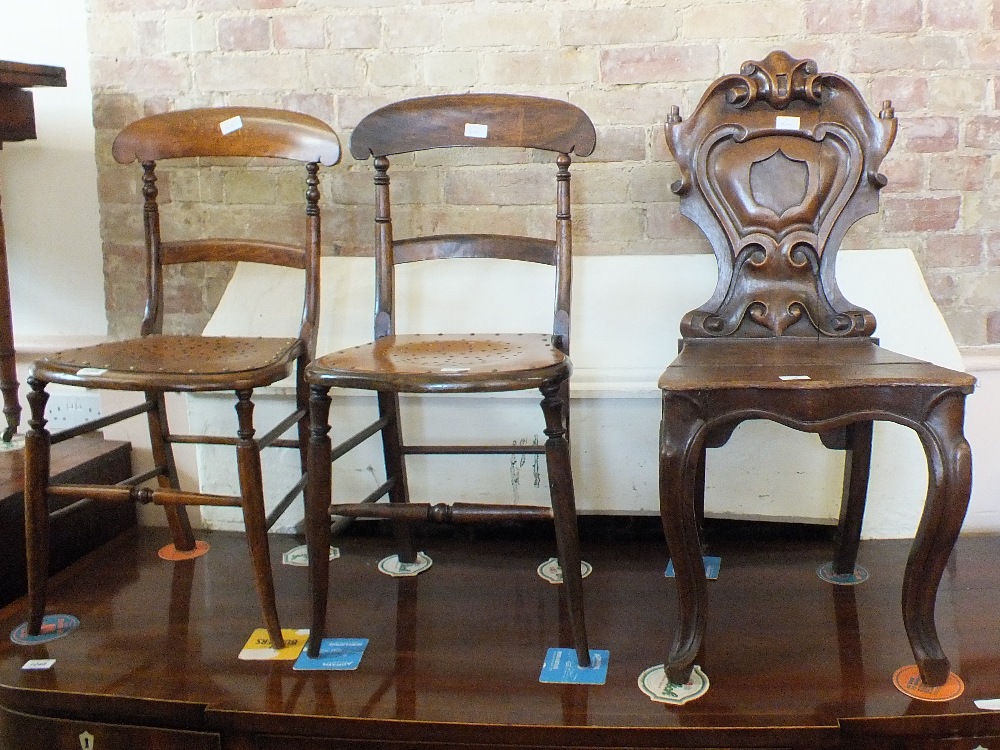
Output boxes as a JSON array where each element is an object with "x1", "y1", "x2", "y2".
[
  {"x1": 0, "y1": 60, "x2": 67, "y2": 443},
  {"x1": 24, "y1": 108, "x2": 341, "y2": 650},
  {"x1": 1, "y1": 522, "x2": 1000, "y2": 749},
  {"x1": 306, "y1": 95, "x2": 597, "y2": 667},
  {"x1": 658, "y1": 51, "x2": 975, "y2": 688},
  {"x1": 0, "y1": 435, "x2": 133, "y2": 607}
]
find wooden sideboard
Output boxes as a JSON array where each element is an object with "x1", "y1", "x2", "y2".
[
  {"x1": 0, "y1": 60, "x2": 67, "y2": 442},
  {"x1": 0, "y1": 435, "x2": 135, "y2": 608},
  {"x1": 0, "y1": 520, "x2": 999, "y2": 749}
]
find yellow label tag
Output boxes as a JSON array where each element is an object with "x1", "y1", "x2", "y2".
[{"x1": 238, "y1": 628, "x2": 309, "y2": 660}]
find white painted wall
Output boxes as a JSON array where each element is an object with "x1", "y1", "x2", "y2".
[
  {"x1": 191, "y1": 250, "x2": 994, "y2": 539},
  {"x1": 1, "y1": 0, "x2": 107, "y2": 340}
]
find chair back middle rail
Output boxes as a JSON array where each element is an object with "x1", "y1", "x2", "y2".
[{"x1": 351, "y1": 94, "x2": 595, "y2": 354}]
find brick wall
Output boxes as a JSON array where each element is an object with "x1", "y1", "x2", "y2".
[{"x1": 87, "y1": 0, "x2": 1000, "y2": 346}]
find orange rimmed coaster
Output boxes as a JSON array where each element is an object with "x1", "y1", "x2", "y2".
[
  {"x1": 892, "y1": 665, "x2": 964, "y2": 701},
  {"x1": 158, "y1": 540, "x2": 210, "y2": 561}
]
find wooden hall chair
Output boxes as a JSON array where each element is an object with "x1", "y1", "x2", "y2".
[
  {"x1": 22, "y1": 107, "x2": 341, "y2": 649},
  {"x1": 657, "y1": 52, "x2": 975, "y2": 688},
  {"x1": 304, "y1": 94, "x2": 596, "y2": 666}
]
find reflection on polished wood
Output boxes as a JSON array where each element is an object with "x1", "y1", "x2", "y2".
[
  {"x1": 0, "y1": 435, "x2": 134, "y2": 608},
  {"x1": 1, "y1": 521, "x2": 1000, "y2": 748}
]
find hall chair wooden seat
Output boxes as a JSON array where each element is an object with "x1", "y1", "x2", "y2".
[
  {"x1": 22, "y1": 107, "x2": 341, "y2": 649},
  {"x1": 657, "y1": 52, "x2": 975, "y2": 688},
  {"x1": 304, "y1": 94, "x2": 596, "y2": 666}
]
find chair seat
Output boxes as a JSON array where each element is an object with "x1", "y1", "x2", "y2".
[
  {"x1": 659, "y1": 338, "x2": 975, "y2": 391},
  {"x1": 307, "y1": 333, "x2": 568, "y2": 393},
  {"x1": 32, "y1": 335, "x2": 302, "y2": 392}
]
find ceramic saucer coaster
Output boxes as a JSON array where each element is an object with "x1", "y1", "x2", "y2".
[
  {"x1": 638, "y1": 664, "x2": 710, "y2": 705},
  {"x1": 10, "y1": 614, "x2": 81, "y2": 645},
  {"x1": 281, "y1": 544, "x2": 340, "y2": 567},
  {"x1": 377, "y1": 552, "x2": 432, "y2": 577},
  {"x1": 158, "y1": 540, "x2": 210, "y2": 561},
  {"x1": 816, "y1": 561, "x2": 870, "y2": 585},
  {"x1": 892, "y1": 665, "x2": 964, "y2": 702},
  {"x1": 536, "y1": 557, "x2": 593, "y2": 584}
]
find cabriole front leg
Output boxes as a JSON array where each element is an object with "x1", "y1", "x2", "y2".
[
  {"x1": 659, "y1": 391, "x2": 709, "y2": 685},
  {"x1": 903, "y1": 391, "x2": 972, "y2": 687}
]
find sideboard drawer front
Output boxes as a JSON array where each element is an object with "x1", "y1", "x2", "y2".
[{"x1": 0, "y1": 707, "x2": 220, "y2": 750}]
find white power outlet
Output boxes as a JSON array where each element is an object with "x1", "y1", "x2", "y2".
[{"x1": 45, "y1": 393, "x2": 103, "y2": 430}]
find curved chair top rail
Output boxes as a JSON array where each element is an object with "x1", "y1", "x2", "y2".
[
  {"x1": 349, "y1": 93, "x2": 597, "y2": 159},
  {"x1": 111, "y1": 107, "x2": 342, "y2": 166}
]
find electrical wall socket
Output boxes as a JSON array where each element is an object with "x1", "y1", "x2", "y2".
[{"x1": 45, "y1": 393, "x2": 103, "y2": 430}]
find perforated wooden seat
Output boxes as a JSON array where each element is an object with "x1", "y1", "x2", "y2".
[
  {"x1": 21, "y1": 107, "x2": 341, "y2": 650},
  {"x1": 34, "y1": 335, "x2": 302, "y2": 391},
  {"x1": 304, "y1": 94, "x2": 596, "y2": 667},
  {"x1": 308, "y1": 333, "x2": 566, "y2": 392}
]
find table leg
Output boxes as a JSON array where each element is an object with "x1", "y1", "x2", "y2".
[{"x1": 0, "y1": 193, "x2": 20, "y2": 442}]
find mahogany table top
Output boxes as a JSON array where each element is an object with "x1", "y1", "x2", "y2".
[{"x1": 0, "y1": 520, "x2": 998, "y2": 745}]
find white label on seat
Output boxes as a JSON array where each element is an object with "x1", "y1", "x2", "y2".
[
  {"x1": 76, "y1": 367, "x2": 108, "y2": 376},
  {"x1": 778, "y1": 374, "x2": 811, "y2": 380},
  {"x1": 775, "y1": 115, "x2": 800, "y2": 130},
  {"x1": 220, "y1": 115, "x2": 243, "y2": 135},
  {"x1": 441, "y1": 367, "x2": 471, "y2": 373},
  {"x1": 464, "y1": 123, "x2": 488, "y2": 138}
]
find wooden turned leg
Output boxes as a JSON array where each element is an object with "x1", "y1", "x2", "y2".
[
  {"x1": 235, "y1": 389, "x2": 284, "y2": 650},
  {"x1": 24, "y1": 377, "x2": 50, "y2": 634},
  {"x1": 903, "y1": 393, "x2": 972, "y2": 687},
  {"x1": 540, "y1": 381, "x2": 590, "y2": 668},
  {"x1": 145, "y1": 392, "x2": 196, "y2": 552},
  {"x1": 377, "y1": 391, "x2": 415, "y2": 564},
  {"x1": 306, "y1": 385, "x2": 333, "y2": 659},
  {"x1": 659, "y1": 392, "x2": 708, "y2": 685},
  {"x1": 833, "y1": 420, "x2": 873, "y2": 576},
  {"x1": 294, "y1": 354, "x2": 310, "y2": 475}
]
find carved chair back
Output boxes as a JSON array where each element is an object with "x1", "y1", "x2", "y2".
[
  {"x1": 349, "y1": 94, "x2": 597, "y2": 352},
  {"x1": 666, "y1": 51, "x2": 897, "y2": 340}
]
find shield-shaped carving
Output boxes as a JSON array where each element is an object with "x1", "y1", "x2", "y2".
[{"x1": 749, "y1": 149, "x2": 809, "y2": 217}]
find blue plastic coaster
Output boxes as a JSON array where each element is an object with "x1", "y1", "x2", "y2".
[
  {"x1": 539, "y1": 647, "x2": 609, "y2": 685},
  {"x1": 816, "y1": 561, "x2": 870, "y2": 585},
  {"x1": 10, "y1": 614, "x2": 80, "y2": 645},
  {"x1": 665, "y1": 556, "x2": 721, "y2": 580},
  {"x1": 293, "y1": 638, "x2": 369, "y2": 671}
]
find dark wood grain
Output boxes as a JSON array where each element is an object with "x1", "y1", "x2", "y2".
[
  {"x1": 23, "y1": 108, "x2": 341, "y2": 651},
  {"x1": 658, "y1": 51, "x2": 976, "y2": 688},
  {"x1": 1, "y1": 523, "x2": 1000, "y2": 748}
]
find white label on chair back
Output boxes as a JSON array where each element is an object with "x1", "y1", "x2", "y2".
[
  {"x1": 775, "y1": 115, "x2": 801, "y2": 130},
  {"x1": 778, "y1": 374, "x2": 811, "y2": 380},
  {"x1": 220, "y1": 115, "x2": 243, "y2": 135},
  {"x1": 464, "y1": 123, "x2": 488, "y2": 138}
]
